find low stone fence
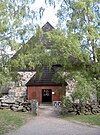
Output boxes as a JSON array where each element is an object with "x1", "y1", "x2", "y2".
[
  {"x1": 52, "y1": 101, "x2": 100, "y2": 115},
  {"x1": 0, "y1": 95, "x2": 39, "y2": 115},
  {"x1": 60, "y1": 103, "x2": 100, "y2": 115}
]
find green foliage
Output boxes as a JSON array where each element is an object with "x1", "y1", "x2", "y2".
[
  {"x1": 44, "y1": 29, "x2": 89, "y2": 69},
  {"x1": 96, "y1": 48, "x2": 100, "y2": 62},
  {"x1": 57, "y1": 0, "x2": 100, "y2": 61},
  {"x1": 51, "y1": 0, "x2": 100, "y2": 102},
  {"x1": 62, "y1": 96, "x2": 73, "y2": 109},
  {"x1": 69, "y1": 71, "x2": 95, "y2": 102},
  {"x1": 9, "y1": 28, "x2": 48, "y2": 70},
  {"x1": 0, "y1": 0, "x2": 36, "y2": 45},
  {"x1": 93, "y1": 79, "x2": 100, "y2": 102},
  {"x1": 55, "y1": 87, "x2": 65, "y2": 98},
  {"x1": 0, "y1": 0, "x2": 47, "y2": 88},
  {"x1": 0, "y1": 0, "x2": 36, "y2": 89},
  {"x1": 0, "y1": 68, "x2": 11, "y2": 92}
]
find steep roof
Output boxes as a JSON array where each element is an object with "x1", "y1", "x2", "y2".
[
  {"x1": 42, "y1": 22, "x2": 54, "y2": 32},
  {"x1": 26, "y1": 65, "x2": 67, "y2": 86},
  {"x1": 11, "y1": 22, "x2": 54, "y2": 60},
  {"x1": 11, "y1": 22, "x2": 54, "y2": 71}
]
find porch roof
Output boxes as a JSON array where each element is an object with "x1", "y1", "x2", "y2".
[{"x1": 26, "y1": 65, "x2": 67, "y2": 86}]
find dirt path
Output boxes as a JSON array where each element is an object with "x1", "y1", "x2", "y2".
[{"x1": 5, "y1": 105, "x2": 100, "y2": 135}]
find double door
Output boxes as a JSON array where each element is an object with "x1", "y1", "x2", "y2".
[{"x1": 42, "y1": 89, "x2": 52, "y2": 103}]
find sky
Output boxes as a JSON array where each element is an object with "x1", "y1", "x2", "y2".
[{"x1": 31, "y1": 0, "x2": 61, "y2": 27}]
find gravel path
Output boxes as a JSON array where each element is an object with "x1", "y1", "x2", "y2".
[{"x1": 5, "y1": 105, "x2": 100, "y2": 135}]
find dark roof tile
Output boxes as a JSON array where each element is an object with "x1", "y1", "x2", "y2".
[
  {"x1": 42, "y1": 22, "x2": 54, "y2": 32},
  {"x1": 26, "y1": 66, "x2": 67, "y2": 86}
]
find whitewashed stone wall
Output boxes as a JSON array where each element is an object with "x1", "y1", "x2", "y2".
[
  {"x1": 9, "y1": 71, "x2": 36, "y2": 97},
  {"x1": 63, "y1": 72, "x2": 77, "y2": 97},
  {"x1": 65, "y1": 79, "x2": 97, "y2": 102},
  {"x1": 9, "y1": 86, "x2": 27, "y2": 97},
  {"x1": 66, "y1": 79, "x2": 77, "y2": 97},
  {"x1": 18, "y1": 71, "x2": 36, "y2": 86}
]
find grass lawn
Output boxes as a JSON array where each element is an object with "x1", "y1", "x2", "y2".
[
  {"x1": 0, "y1": 109, "x2": 33, "y2": 135},
  {"x1": 62, "y1": 114, "x2": 100, "y2": 126}
]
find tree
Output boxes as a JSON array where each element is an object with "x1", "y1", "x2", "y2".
[
  {"x1": 0, "y1": 0, "x2": 45, "y2": 90},
  {"x1": 56, "y1": 0, "x2": 100, "y2": 102},
  {"x1": 0, "y1": 0, "x2": 31, "y2": 89},
  {"x1": 42, "y1": 0, "x2": 100, "y2": 102}
]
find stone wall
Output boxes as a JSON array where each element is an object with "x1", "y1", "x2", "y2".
[
  {"x1": 18, "y1": 71, "x2": 36, "y2": 86},
  {"x1": 9, "y1": 71, "x2": 36, "y2": 97},
  {"x1": 66, "y1": 79, "x2": 77, "y2": 97}
]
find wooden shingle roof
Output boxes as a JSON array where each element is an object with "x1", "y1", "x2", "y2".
[
  {"x1": 26, "y1": 65, "x2": 67, "y2": 86},
  {"x1": 11, "y1": 22, "x2": 54, "y2": 59},
  {"x1": 42, "y1": 22, "x2": 54, "y2": 32}
]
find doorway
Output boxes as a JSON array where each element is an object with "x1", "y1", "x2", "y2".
[{"x1": 42, "y1": 89, "x2": 52, "y2": 103}]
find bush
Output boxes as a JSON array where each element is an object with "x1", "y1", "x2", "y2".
[
  {"x1": 62, "y1": 96, "x2": 73, "y2": 109},
  {"x1": 0, "y1": 93, "x2": 3, "y2": 98}
]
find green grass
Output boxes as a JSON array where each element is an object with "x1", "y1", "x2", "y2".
[
  {"x1": 62, "y1": 114, "x2": 100, "y2": 126},
  {"x1": 0, "y1": 109, "x2": 33, "y2": 135}
]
